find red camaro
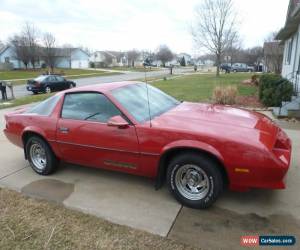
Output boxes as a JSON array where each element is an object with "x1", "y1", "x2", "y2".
[{"x1": 4, "y1": 82, "x2": 292, "y2": 208}]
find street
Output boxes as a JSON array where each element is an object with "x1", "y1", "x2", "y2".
[{"x1": 11, "y1": 67, "x2": 194, "y2": 99}]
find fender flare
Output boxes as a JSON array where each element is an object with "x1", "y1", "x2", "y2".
[
  {"x1": 161, "y1": 140, "x2": 224, "y2": 161},
  {"x1": 21, "y1": 126, "x2": 50, "y2": 159},
  {"x1": 155, "y1": 140, "x2": 225, "y2": 189}
]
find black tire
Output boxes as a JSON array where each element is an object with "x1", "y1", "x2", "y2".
[
  {"x1": 25, "y1": 136, "x2": 58, "y2": 175},
  {"x1": 167, "y1": 153, "x2": 223, "y2": 209},
  {"x1": 44, "y1": 86, "x2": 51, "y2": 94},
  {"x1": 69, "y1": 82, "x2": 75, "y2": 89},
  {"x1": 32, "y1": 91, "x2": 38, "y2": 95}
]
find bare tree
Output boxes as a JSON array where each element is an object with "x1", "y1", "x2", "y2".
[
  {"x1": 223, "y1": 31, "x2": 241, "y2": 65},
  {"x1": 192, "y1": 0, "x2": 238, "y2": 76},
  {"x1": 9, "y1": 35, "x2": 30, "y2": 69},
  {"x1": 127, "y1": 50, "x2": 140, "y2": 67},
  {"x1": 156, "y1": 45, "x2": 173, "y2": 67},
  {"x1": 42, "y1": 32, "x2": 57, "y2": 73},
  {"x1": 22, "y1": 22, "x2": 40, "y2": 69}
]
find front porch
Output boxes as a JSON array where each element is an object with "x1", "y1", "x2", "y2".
[{"x1": 273, "y1": 72, "x2": 300, "y2": 118}]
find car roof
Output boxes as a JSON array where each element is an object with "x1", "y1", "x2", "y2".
[{"x1": 62, "y1": 81, "x2": 142, "y2": 94}]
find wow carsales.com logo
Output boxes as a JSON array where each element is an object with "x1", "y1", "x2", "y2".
[{"x1": 241, "y1": 235, "x2": 296, "y2": 247}]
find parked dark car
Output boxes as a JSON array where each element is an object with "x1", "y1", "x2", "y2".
[{"x1": 26, "y1": 75, "x2": 76, "y2": 94}]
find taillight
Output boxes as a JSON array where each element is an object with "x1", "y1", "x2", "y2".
[
  {"x1": 272, "y1": 131, "x2": 291, "y2": 165},
  {"x1": 274, "y1": 138, "x2": 288, "y2": 150}
]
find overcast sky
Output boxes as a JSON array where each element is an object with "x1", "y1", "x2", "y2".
[{"x1": 0, "y1": 0, "x2": 290, "y2": 55}]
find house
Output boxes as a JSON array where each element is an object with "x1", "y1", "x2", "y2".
[
  {"x1": 177, "y1": 53, "x2": 193, "y2": 65},
  {"x1": 0, "y1": 46, "x2": 22, "y2": 69},
  {"x1": 90, "y1": 50, "x2": 148, "y2": 67},
  {"x1": 90, "y1": 51, "x2": 127, "y2": 67},
  {"x1": 274, "y1": 0, "x2": 300, "y2": 117},
  {"x1": 263, "y1": 41, "x2": 284, "y2": 73},
  {"x1": 0, "y1": 46, "x2": 90, "y2": 69}
]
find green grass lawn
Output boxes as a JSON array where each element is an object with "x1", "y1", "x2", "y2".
[
  {"x1": 0, "y1": 93, "x2": 54, "y2": 110},
  {"x1": 151, "y1": 73, "x2": 257, "y2": 102},
  {"x1": 0, "y1": 68, "x2": 120, "y2": 86}
]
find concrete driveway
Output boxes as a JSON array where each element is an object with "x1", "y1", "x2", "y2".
[{"x1": 0, "y1": 107, "x2": 299, "y2": 249}]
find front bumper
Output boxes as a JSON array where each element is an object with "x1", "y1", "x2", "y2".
[
  {"x1": 229, "y1": 129, "x2": 292, "y2": 192},
  {"x1": 26, "y1": 85, "x2": 43, "y2": 92}
]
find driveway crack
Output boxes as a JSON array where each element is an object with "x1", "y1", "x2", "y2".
[
  {"x1": 0, "y1": 166, "x2": 28, "y2": 181},
  {"x1": 166, "y1": 205, "x2": 183, "y2": 238}
]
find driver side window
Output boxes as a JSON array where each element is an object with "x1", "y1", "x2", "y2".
[{"x1": 61, "y1": 92, "x2": 121, "y2": 123}]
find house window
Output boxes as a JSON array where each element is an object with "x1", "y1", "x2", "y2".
[
  {"x1": 4, "y1": 57, "x2": 10, "y2": 63},
  {"x1": 286, "y1": 38, "x2": 294, "y2": 64}
]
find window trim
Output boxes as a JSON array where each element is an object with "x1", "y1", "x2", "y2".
[
  {"x1": 60, "y1": 91, "x2": 133, "y2": 125},
  {"x1": 286, "y1": 38, "x2": 294, "y2": 65}
]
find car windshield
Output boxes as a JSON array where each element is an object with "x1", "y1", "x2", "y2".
[
  {"x1": 34, "y1": 75, "x2": 48, "y2": 82},
  {"x1": 111, "y1": 83, "x2": 180, "y2": 123}
]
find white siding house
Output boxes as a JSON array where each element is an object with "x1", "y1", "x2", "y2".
[
  {"x1": 0, "y1": 46, "x2": 90, "y2": 69},
  {"x1": 273, "y1": 0, "x2": 300, "y2": 118},
  {"x1": 277, "y1": 0, "x2": 300, "y2": 93}
]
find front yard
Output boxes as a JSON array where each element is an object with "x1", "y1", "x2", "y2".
[
  {"x1": 0, "y1": 72, "x2": 260, "y2": 110},
  {"x1": 0, "y1": 69, "x2": 120, "y2": 86},
  {"x1": 152, "y1": 73, "x2": 258, "y2": 102},
  {"x1": 0, "y1": 188, "x2": 193, "y2": 249}
]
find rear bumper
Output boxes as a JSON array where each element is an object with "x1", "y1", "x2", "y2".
[{"x1": 3, "y1": 128, "x2": 23, "y2": 148}]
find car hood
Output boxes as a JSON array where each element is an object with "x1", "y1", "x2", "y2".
[{"x1": 152, "y1": 102, "x2": 278, "y2": 148}]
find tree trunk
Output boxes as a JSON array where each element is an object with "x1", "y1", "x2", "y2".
[{"x1": 216, "y1": 53, "x2": 221, "y2": 77}]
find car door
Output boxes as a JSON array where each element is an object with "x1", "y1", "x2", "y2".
[
  {"x1": 56, "y1": 76, "x2": 69, "y2": 90},
  {"x1": 56, "y1": 92, "x2": 140, "y2": 174},
  {"x1": 47, "y1": 76, "x2": 59, "y2": 91}
]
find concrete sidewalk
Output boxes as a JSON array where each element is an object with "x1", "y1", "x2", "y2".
[{"x1": 0, "y1": 106, "x2": 300, "y2": 249}]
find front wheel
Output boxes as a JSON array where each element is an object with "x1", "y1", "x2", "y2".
[
  {"x1": 167, "y1": 153, "x2": 223, "y2": 209},
  {"x1": 26, "y1": 136, "x2": 58, "y2": 175},
  {"x1": 45, "y1": 86, "x2": 51, "y2": 94}
]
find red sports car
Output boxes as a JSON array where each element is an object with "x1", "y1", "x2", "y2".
[{"x1": 4, "y1": 82, "x2": 292, "y2": 208}]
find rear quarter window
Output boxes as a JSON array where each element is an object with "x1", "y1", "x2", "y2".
[{"x1": 26, "y1": 94, "x2": 61, "y2": 116}]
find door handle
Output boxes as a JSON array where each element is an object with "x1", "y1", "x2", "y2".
[{"x1": 59, "y1": 127, "x2": 69, "y2": 133}]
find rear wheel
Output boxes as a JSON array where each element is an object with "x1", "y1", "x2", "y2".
[
  {"x1": 25, "y1": 136, "x2": 58, "y2": 175},
  {"x1": 32, "y1": 91, "x2": 38, "y2": 95},
  {"x1": 167, "y1": 153, "x2": 223, "y2": 209}
]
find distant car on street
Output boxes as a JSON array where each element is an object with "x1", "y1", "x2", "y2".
[
  {"x1": 26, "y1": 75, "x2": 76, "y2": 94},
  {"x1": 231, "y1": 63, "x2": 254, "y2": 72}
]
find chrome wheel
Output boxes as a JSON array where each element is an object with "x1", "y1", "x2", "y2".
[
  {"x1": 175, "y1": 164, "x2": 210, "y2": 200},
  {"x1": 69, "y1": 83, "x2": 74, "y2": 89},
  {"x1": 29, "y1": 143, "x2": 47, "y2": 170},
  {"x1": 45, "y1": 86, "x2": 51, "y2": 94}
]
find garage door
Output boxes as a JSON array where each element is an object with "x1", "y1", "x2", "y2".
[{"x1": 71, "y1": 60, "x2": 89, "y2": 69}]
